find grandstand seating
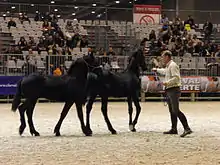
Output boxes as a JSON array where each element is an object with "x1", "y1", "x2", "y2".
[{"x1": 0, "y1": 16, "x2": 219, "y2": 76}]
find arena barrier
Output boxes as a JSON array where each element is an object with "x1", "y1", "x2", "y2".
[{"x1": 0, "y1": 54, "x2": 220, "y2": 102}]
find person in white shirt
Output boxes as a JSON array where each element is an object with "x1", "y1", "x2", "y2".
[{"x1": 152, "y1": 50, "x2": 192, "y2": 137}]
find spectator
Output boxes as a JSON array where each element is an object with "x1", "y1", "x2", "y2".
[
  {"x1": 28, "y1": 36, "x2": 36, "y2": 49},
  {"x1": 34, "y1": 12, "x2": 41, "y2": 21},
  {"x1": 43, "y1": 12, "x2": 52, "y2": 22},
  {"x1": 53, "y1": 67, "x2": 62, "y2": 76},
  {"x1": 73, "y1": 24, "x2": 81, "y2": 34},
  {"x1": 63, "y1": 47, "x2": 72, "y2": 55},
  {"x1": 19, "y1": 13, "x2": 31, "y2": 24},
  {"x1": 54, "y1": 33, "x2": 64, "y2": 47},
  {"x1": 18, "y1": 37, "x2": 28, "y2": 51},
  {"x1": 80, "y1": 35, "x2": 89, "y2": 48},
  {"x1": 184, "y1": 15, "x2": 195, "y2": 29},
  {"x1": 65, "y1": 21, "x2": 74, "y2": 33},
  {"x1": 42, "y1": 20, "x2": 50, "y2": 31},
  {"x1": 56, "y1": 27, "x2": 64, "y2": 39},
  {"x1": 203, "y1": 20, "x2": 213, "y2": 42},
  {"x1": 107, "y1": 47, "x2": 116, "y2": 56},
  {"x1": 161, "y1": 14, "x2": 169, "y2": 24},
  {"x1": 7, "y1": 18, "x2": 16, "y2": 30},
  {"x1": 149, "y1": 30, "x2": 156, "y2": 41},
  {"x1": 22, "y1": 55, "x2": 37, "y2": 76},
  {"x1": 37, "y1": 37, "x2": 47, "y2": 53},
  {"x1": 96, "y1": 47, "x2": 105, "y2": 56},
  {"x1": 214, "y1": 45, "x2": 220, "y2": 57}
]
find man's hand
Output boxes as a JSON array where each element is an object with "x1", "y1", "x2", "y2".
[
  {"x1": 152, "y1": 68, "x2": 157, "y2": 72},
  {"x1": 163, "y1": 82, "x2": 168, "y2": 86}
]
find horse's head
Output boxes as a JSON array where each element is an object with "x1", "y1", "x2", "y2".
[
  {"x1": 128, "y1": 46, "x2": 147, "y2": 72},
  {"x1": 67, "y1": 54, "x2": 100, "y2": 80}
]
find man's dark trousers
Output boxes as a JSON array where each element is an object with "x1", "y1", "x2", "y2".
[{"x1": 166, "y1": 87, "x2": 190, "y2": 130}]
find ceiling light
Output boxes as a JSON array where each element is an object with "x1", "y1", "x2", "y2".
[
  {"x1": 97, "y1": 14, "x2": 102, "y2": 18},
  {"x1": 6, "y1": 11, "x2": 10, "y2": 14},
  {"x1": 31, "y1": 4, "x2": 34, "y2": 6},
  {"x1": 74, "y1": 6, "x2": 78, "y2": 9},
  {"x1": 91, "y1": 11, "x2": 95, "y2": 14},
  {"x1": 115, "y1": 1, "x2": 120, "y2": 3},
  {"x1": 11, "y1": 6, "x2": 15, "y2": 9},
  {"x1": 72, "y1": 13, "x2": 76, "y2": 16},
  {"x1": 54, "y1": 9, "x2": 58, "y2": 12},
  {"x1": 57, "y1": 15, "x2": 60, "y2": 18},
  {"x1": 92, "y1": 3, "x2": 96, "y2": 6},
  {"x1": 51, "y1": 1, "x2": 55, "y2": 4}
]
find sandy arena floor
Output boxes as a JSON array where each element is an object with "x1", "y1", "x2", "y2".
[{"x1": 0, "y1": 101, "x2": 220, "y2": 165}]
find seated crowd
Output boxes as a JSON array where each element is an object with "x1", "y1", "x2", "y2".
[
  {"x1": 5, "y1": 13, "x2": 93, "y2": 75},
  {"x1": 4, "y1": 12, "x2": 219, "y2": 76},
  {"x1": 146, "y1": 14, "x2": 218, "y2": 58}
]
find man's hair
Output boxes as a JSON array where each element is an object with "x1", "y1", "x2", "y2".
[{"x1": 162, "y1": 50, "x2": 172, "y2": 58}]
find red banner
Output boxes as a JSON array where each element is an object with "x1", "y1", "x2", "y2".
[
  {"x1": 133, "y1": 5, "x2": 161, "y2": 14},
  {"x1": 133, "y1": 5, "x2": 161, "y2": 24}
]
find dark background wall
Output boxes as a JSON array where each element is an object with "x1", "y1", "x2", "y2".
[
  {"x1": 0, "y1": 0, "x2": 218, "y2": 23},
  {"x1": 162, "y1": 0, "x2": 220, "y2": 23}
]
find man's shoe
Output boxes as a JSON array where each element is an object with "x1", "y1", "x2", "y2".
[
  {"x1": 180, "y1": 129, "x2": 193, "y2": 138},
  {"x1": 163, "y1": 129, "x2": 178, "y2": 135}
]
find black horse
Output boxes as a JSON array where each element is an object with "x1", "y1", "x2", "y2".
[
  {"x1": 11, "y1": 55, "x2": 99, "y2": 136},
  {"x1": 85, "y1": 48, "x2": 147, "y2": 135}
]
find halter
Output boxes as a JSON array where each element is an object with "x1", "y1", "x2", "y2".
[{"x1": 82, "y1": 56, "x2": 102, "y2": 72}]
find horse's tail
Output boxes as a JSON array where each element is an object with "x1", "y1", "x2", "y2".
[{"x1": 11, "y1": 80, "x2": 22, "y2": 112}]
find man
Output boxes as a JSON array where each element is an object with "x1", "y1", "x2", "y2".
[{"x1": 152, "y1": 50, "x2": 192, "y2": 137}]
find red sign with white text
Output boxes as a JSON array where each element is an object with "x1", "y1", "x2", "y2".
[
  {"x1": 133, "y1": 5, "x2": 161, "y2": 24},
  {"x1": 134, "y1": 5, "x2": 161, "y2": 14}
]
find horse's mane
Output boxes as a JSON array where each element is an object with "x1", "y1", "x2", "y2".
[
  {"x1": 67, "y1": 58, "x2": 83, "y2": 76},
  {"x1": 67, "y1": 55, "x2": 96, "y2": 76}
]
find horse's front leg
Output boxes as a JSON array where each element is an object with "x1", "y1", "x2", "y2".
[
  {"x1": 127, "y1": 96, "x2": 134, "y2": 131},
  {"x1": 18, "y1": 100, "x2": 28, "y2": 136},
  {"x1": 54, "y1": 101, "x2": 74, "y2": 136},
  {"x1": 86, "y1": 94, "x2": 97, "y2": 135},
  {"x1": 101, "y1": 97, "x2": 117, "y2": 134},
  {"x1": 75, "y1": 102, "x2": 91, "y2": 136},
  {"x1": 130, "y1": 94, "x2": 142, "y2": 132},
  {"x1": 26, "y1": 99, "x2": 40, "y2": 136}
]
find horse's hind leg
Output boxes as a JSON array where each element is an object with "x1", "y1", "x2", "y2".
[
  {"x1": 130, "y1": 94, "x2": 141, "y2": 132},
  {"x1": 86, "y1": 95, "x2": 96, "y2": 135},
  {"x1": 101, "y1": 97, "x2": 117, "y2": 134},
  {"x1": 54, "y1": 101, "x2": 74, "y2": 136},
  {"x1": 18, "y1": 101, "x2": 28, "y2": 135},
  {"x1": 127, "y1": 96, "x2": 134, "y2": 131},
  {"x1": 26, "y1": 99, "x2": 39, "y2": 136}
]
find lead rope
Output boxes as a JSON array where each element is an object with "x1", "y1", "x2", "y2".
[{"x1": 154, "y1": 72, "x2": 167, "y2": 106}]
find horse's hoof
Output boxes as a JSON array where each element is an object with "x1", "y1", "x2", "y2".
[
  {"x1": 84, "y1": 128, "x2": 93, "y2": 136},
  {"x1": 35, "y1": 132, "x2": 40, "y2": 136},
  {"x1": 30, "y1": 131, "x2": 40, "y2": 136},
  {"x1": 88, "y1": 130, "x2": 93, "y2": 135},
  {"x1": 85, "y1": 133, "x2": 92, "y2": 137},
  {"x1": 129, "y1": 124, "x2": 134, "y2": 131},
  {"x1": 55, "y1": 132, "x2": 61, "y2": 137},
  {"x1": 131, "y1": 128, "x2": 136, "y2": 132},
  {"x1": 85, "y1": 131, "x2": 93, "y2": 136},
  {"x1": 129, "y1": 124, "x2": 136, "y2": 132},
  {"x1": 111, "y1": 130, "x2": 117, "y2": 135},
  {"x1": 19, "y1": 127, "x2": 25, "y2": 136}
]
